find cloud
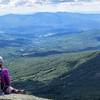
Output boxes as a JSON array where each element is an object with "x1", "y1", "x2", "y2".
[
  {"x1": 0, "y1": 0, "x2": 10, "y2": 4},
  {"x1": 0, "y1": 0, "x2": 100, "y2": 15}
]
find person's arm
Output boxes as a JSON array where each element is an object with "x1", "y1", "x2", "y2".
[{"x1": 3, "y1": 68, "x2": 11, "y2": 86}]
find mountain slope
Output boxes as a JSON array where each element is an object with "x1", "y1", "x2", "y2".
[
  {"x1": 44, "y1": 51, "x2": 100, "y2": 99},
  {"x1": 6, "y1": 50, "x2": 100, "y2": 100}
]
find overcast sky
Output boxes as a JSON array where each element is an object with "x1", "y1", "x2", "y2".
[{"x1": 0, "y1": 0, "x2": 100, "y2": 15}]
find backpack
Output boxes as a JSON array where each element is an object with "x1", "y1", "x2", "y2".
[
  {"x1": 0, "y1": 68, "x2": 2, "y2": 82},
  {"x1": 0, "y1": 68, "x2": 5, "y2": 91}
]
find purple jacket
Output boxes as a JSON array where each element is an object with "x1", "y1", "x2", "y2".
[{"x1": 1, "y1": 67, "x2": 11, "y2": 86}]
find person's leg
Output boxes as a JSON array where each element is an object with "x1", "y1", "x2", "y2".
[
  {"x1": 3, "y1": 86, "x2": 12, "y2": 94},
  {"x1": 5, "y1": 86, "x2": 25, "y2": 94}
]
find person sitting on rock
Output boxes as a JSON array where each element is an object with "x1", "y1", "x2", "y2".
[{"x1": 0, "y1": 56, "x2": 25, "y2": 94}]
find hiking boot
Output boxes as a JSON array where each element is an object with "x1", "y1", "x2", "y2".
[{"x1": 12, "y1": 89, "x2": 26, "y2": 94}]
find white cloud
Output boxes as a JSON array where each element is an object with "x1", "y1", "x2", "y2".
[{"x1": 0, "y1": 0, "x2": 100, "y2": 15}]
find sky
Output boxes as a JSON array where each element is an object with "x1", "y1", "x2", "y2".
[{"x1": 0, "y1": 0, "x2": 100, "y2": 14}]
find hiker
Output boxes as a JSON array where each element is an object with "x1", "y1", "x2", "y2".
[{"x1": 0, "y1": 56, "x2": 24, "y2": 94}]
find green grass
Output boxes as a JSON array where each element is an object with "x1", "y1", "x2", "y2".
[{"x1": 7, "y1": 51, "x2": 94, "y2": 81}]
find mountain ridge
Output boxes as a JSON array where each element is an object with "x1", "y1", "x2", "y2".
[{"x1": 0, "y1": 12, "x2": 100, "y2": 35}]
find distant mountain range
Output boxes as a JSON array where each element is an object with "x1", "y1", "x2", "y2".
[{"x1": 0, "y1": 12, "x2": 100, "y2": 36}]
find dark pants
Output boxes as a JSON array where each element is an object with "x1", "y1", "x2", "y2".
[{"x1": 1, "y1": 82, "x2": 9, "y2": 94}]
